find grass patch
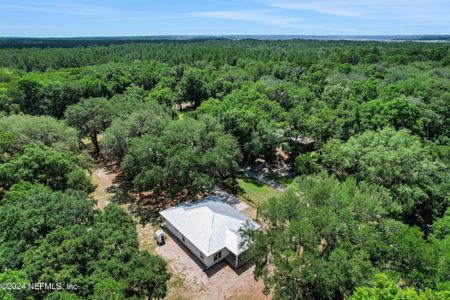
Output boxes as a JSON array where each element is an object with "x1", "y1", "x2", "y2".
[
  {"x1": 236, "y1": 175, "x2": 283, "y2": 208},
  {"x1": 266, "y1": 173, "x2": 295, "y2": 187},
  {"x1": 167, "y1": 275, "x2": 186, "y2": 292},
  {"x1": 135, "y1": 222, "x2": 158, "y2": 255},
  {"x1": 22, "y1": 69, "x2": 73, "y2": 83}
]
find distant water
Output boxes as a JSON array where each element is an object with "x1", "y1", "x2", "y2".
[
  {"x1": 1, "y1": 35, "x2": 449, "y2": 46},
  {"x1": 92, "y1": 35, "x2": 449, "y2": 42},
  {"x1": 176, "y1": 35, "x2": 450, "y2": 42}
]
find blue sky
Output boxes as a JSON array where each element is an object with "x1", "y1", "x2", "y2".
[{"x1": 1, "y1": 0, "x2": 449, "y2": 37}]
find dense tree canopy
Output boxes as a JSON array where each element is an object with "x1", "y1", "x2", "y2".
[
  {"x1": 101, "y1": 102, "x2": 172, "y2": 161},
  {"x1": 197, "y1": 86, "x2": 286, "y2": 163},
  {"x1": 245, "y1": 174, "x2": 449, "y2": 299},
  {"x1": 176, "y1": 68, "x2": 208, "y2": 109},
  {"x1": 0, "y1": 185, "x2": 170, "y2": 299},
  {"x1": 65, "y1": 98, "x2": 114, "y2": 155},
  {"x1": 0, "y1": 114, "x2": 170, "y2": 299},
  {"x1": 0, "y1": 38, "x2": 449, "y2": 299},
  {"x1": 123, "y1": 116, "x2": 241, "y2": 198},
  {"x1": 0, "y1": 143, "x2": 92, "y2": 194},
  {"x1": 0, "y1": 114, "x2": 79, "y2": 153},
  {"x1": 245, "y1": 174, "x2": 391, "y2": 299},
  {"x1": 322, "y1": 127, "x2": 448, "y2": 229},
  {"x1": 349, "y1": 273, "x2": 450, "y2": 300}
]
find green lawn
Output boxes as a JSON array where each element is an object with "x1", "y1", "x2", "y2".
[
  {"x1": 266, "y1": 173, "x2": 295, "y2": 187},
  {"x1": 236, "y1": 175, "x2": 283, "y2": 208}
]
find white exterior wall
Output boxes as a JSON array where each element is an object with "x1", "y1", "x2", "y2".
[
  {"x1": 164, "y1": 219, "x2": 229, "y2": 268},
  {"x1": 204, "y1": 248, "x2": 230, "y2": 268}
]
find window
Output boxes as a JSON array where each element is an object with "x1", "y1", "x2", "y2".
[
  {"x1": 213, "y1": 251, "x2": 222, "y2": 261},
  {"x1": 182, "y1": 236, "x2": 185, "y2": 242},
  {"x1": 200, "y1": 254, "x2": 204, "y2": 260}
]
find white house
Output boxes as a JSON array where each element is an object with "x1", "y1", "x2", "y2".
[{"x1": 159, "y1": 195, "x2": 260, "y2": 269}]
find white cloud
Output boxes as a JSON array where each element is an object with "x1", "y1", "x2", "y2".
[
  {"x1": 270, "y1": 1, "x2": 368, "y2": 17},
  {"x1": 190, "y1": 10, "x2": 302, "y2": 27},
  {"x1": 189, "y1": 9, "x2": 359, "y2": 32},
  {"x1": 268, "y1": 0, "x2": 450, "y2": 22},
  {"x1": 0, "y1": 1, "x2": 123, "y2": 16}
]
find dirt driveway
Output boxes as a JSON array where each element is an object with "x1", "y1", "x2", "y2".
[{"x1": 90, "y1": 163, "x2": 269, "y2": 300}]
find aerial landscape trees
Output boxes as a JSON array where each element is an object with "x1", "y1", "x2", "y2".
[
  {"x1": 322, "y1": 127, "x2": 448, "y2": 230},
  {"x1": 122, "y1": 116, "x2": 241, "y2": 198},
  {"x1": 244, "y1": 174, "x2": 448, "y2": 299},
  {"x1": 0, "y1": 38, "x2": 449, "y2": 299}
]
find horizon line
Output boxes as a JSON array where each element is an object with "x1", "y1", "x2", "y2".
[{"x1": 1, "y1": 34, "x2": 449, "y2": 39}]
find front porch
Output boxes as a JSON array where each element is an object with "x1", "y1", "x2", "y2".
[{"x1": 226, "y1": 251, "x2": 248, "y2": 268}]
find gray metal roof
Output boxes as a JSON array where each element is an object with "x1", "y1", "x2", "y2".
[{"x1": 160, "y1": 195, "x2": 260, "y2": 256}]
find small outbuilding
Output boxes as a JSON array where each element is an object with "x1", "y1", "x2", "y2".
[
  {"x1": 155, "y1": 229, "x2": 165, "y2": 246},
  {"x1": 159, "y1": 195, "x2": 260, "y2": 269}
]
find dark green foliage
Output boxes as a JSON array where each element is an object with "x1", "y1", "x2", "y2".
[
  {"x1": 245, "y1": 174, "x2": 392, "y2": 299},
  {"x1": 0, "y1": 114, "x2": 79, "y2": 153},
  {"x1": 197, "y1": 86, "x2": 285, "y2": 163},
  {"x1": 0, "y1": 143, "x2": 91, "y2": 192},
  {"x1": 432, "y1": 208, "x2": 450, "y2": 239},
  {"x1": 18, "y1": 205, "x2": 169, "y2": 299},
  {"x1": 65, "y1": 98, "x2": 114, "y2": 155},
  {"x1": 101, "y1": 102, "x2": 172, "y2": 160},
  {"x1": 0, "y1": 39, "x2": 448, "y2": 71},
  {"x1": 377, "y1": 219, "x2": 440, "y2": 289},
  {"x1": 1, "y1": 38, "x2": 449, "y2": 300},
  {"x1": 66, "y1": 169, "x2": 94, "y2": 194},
  {"x1": 89, "y1": 205, "x2": 170, "y2": 299},
  {"x1": 245, "y1": 174, "x2": 448, "y2": 299},
  {"x1": 176, "y1": 68, "x2": 208, "y2": 109},
  {"x1": 0, "y1": 187, "x2": 170, "y2": 299},
  {"x1": 1, "y1": 181, "x2": 49, "y2": 204},
  {"x1": 123, "y1": 116, "x2": 241, "y2": 198},
  {"x1": 15, "y1": 79, "x2": 43, "y2": 115},
  {"x1": 359, "y1": 98, "x2": 423, "y2": 134},
  {"x1": 0, "y1": 184, "x2": 93, "y2": 246},
  {"x1": 0, "y1": 270, "x2": 33, "y2": 300},
  {"x1": 0, "y1": 128, "x2": 15, "y2": 161},
  {"x1": 349, "y1": 273, "x2": 450, "y2": 300},
  {"x1": 322, "y1": 128, "x2": 448, "y2": 229},
  {"x1": 294, "y1": 152, "x2": 321, "y2": 175},
  {"x1": 125, "y1": 252, "x2": 170, "y2": 299}
]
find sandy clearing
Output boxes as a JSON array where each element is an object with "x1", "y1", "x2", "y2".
[
  {"x1": 90, "y1": 163, "x2": 269, "y2": 300},
  {"x1": 90, "y1": 166, "x2": 117, "y2": 210},
  {"x1": 156, "y1": 229, "x2": 269, "y2": 300}
]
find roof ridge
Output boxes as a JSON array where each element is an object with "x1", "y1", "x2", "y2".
[
  {"x1": 160, "y1": 197, "x2": 259, "y2": 256},
  {"x1": 206, "y1": 208, "x2": 216, "y2": 253}
]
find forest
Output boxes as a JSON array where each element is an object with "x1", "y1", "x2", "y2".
[{"x1": 0, "y1": 38, "x2": 449, "y2": 299}]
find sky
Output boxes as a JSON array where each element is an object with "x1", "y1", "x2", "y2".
[{"x1": 1, "y1": 0, "x2": 449, "y2": 37}]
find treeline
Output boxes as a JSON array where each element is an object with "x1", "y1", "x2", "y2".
[
  {"x1": 0, "y1": 39, "x2": 449, "y2": 71},
  {"x1": 0, "y1": 37, "x2": 199, "y2": 48},
  {"x1": 0, "y1": 39, "x2": 449, "y2": 299}
]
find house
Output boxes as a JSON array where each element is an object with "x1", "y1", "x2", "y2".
[{"x1": 159, "y1": 195, "x2": 260, "y2": 269}]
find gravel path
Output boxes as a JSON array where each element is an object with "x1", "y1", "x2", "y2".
[{"x1": 240, "y1": 167, "x2": 287, "y2": 192}]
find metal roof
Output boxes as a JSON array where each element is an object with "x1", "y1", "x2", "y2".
[{"x1": 160, "y1": 195, "x2": 260, "y2": 256}]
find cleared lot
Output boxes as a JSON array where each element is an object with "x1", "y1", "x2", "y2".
[
  {"x1": 156, "y1": 193, "x2": 269, "y2": 299},
  {"x1": 91, "y1": 164, "x2": 270, "y2": 299}
]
